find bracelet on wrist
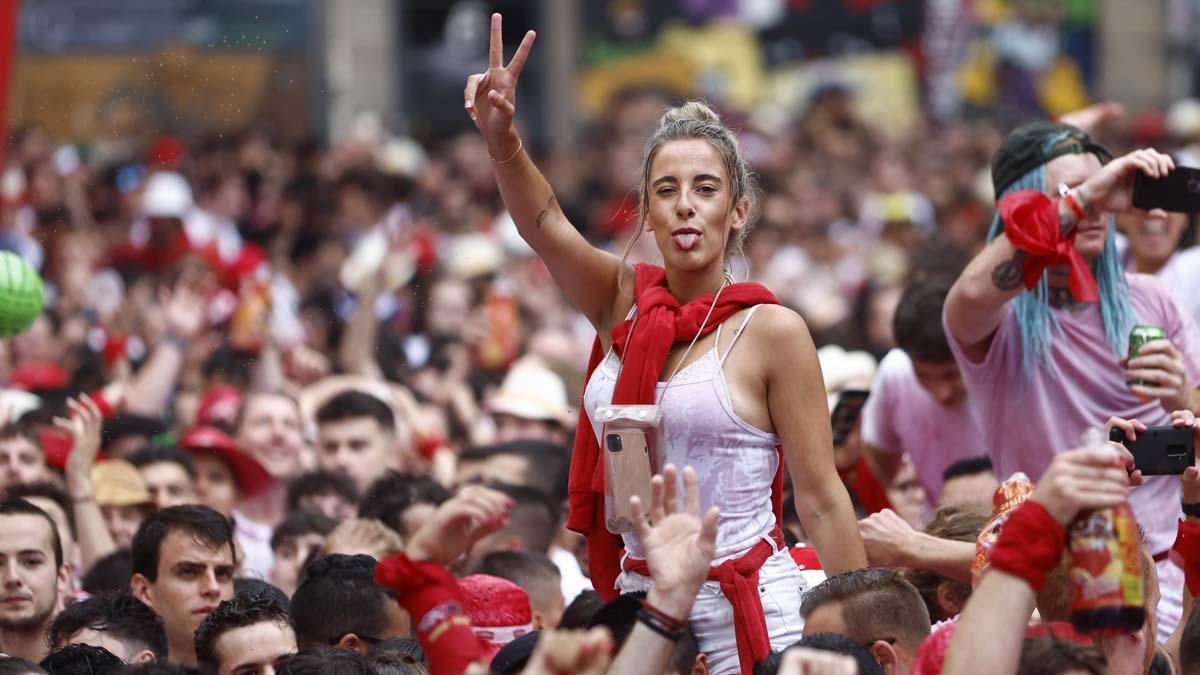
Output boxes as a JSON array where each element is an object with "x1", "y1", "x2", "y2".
[
  {"x1": 1183, "y1": 502, "x2": 1200, "y2": 519},
  {"x1": 489, "y1": 138, "x2": 523, "y2": 165},
  {"x1": 637, "y1": 607, "x2": 686, "y2": 642}
]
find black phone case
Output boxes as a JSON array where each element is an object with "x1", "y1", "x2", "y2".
[
  {"x1": 1110, "y1": 425, "x2": 1195, "y2": 475},
  {"x1": 1132, "y1": 167, "x2": 1200, "y2": 213}
]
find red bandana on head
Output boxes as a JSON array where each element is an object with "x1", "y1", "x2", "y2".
[{"x1": 566, "y1": 263, "x2": 780, "y2": 599}]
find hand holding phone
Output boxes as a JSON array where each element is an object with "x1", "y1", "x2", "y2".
[
  {"x1": 1109, "y1": 424, "x2": 1195, "y2": 475},
  {"x1": 1133, "y1": 165, "x2": 1200, "y2": 213}
]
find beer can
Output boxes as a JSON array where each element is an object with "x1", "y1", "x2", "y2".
[{"x1": 1127, "y1": 325, "x2": 1166, "y2": 387}]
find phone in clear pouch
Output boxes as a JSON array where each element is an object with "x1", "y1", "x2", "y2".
[{"x1": 597, "y1": 404, "x2": 661, "y2": 534}]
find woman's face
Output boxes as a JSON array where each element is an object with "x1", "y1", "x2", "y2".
[
  {"x1": 644, "y1": 139, "x2": 746, "y2": 273},
  {"x1": 1119, "y1": 209, "x2": 1188, "y2": 269}
]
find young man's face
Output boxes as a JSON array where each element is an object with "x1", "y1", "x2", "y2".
[
  {"x1": 0, "y1": 437, "x2": 47, "y2": 492},
  {"x1": 909, "y1": 359, "x2": 967, "y2": 408},
  {"x1": 1045, "y1": 152, "x2": 1107, "y2": 261},
  {"x1": 317, "y1": 417, "x2": 394, "y2": 494},
  {"x1": 269, "y1": 533, "x2": 327, "y2": 597},
  {"x1": 212, "y1": 620, "x2": 297, "y2": 675},
  {"x1": 237, "y1": 394, "x2": 305, "y2": 481},
  {"x1": 101, "y1": 505, "x2": 147, "y2": 548},
  {"x1": 139, "y1": 461, "x2": 197, "y2": 510},
  {"x1": 192, "y1": 452, "x2": 238, "y2": 518},
  {"x1": 493, "y1": 413, "x2": 565, "y2": 446},
  {"x1": 132, "y1": 531, "x2": 235, "y2": 658},
  {"x1": 0, "y1": 513, "x2": 66, "y2": 633}
]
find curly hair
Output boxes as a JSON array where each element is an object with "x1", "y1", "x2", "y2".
[{"x1": 194, "y1": 591, "x2": 294, "y2": 670}]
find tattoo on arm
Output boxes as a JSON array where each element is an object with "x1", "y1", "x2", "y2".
[
  {"x1": 991, "y1": 249, "x2": 1026, "y2": 291},
  {"x1": 534, "y1": 195, "x2": 556, "y2": 229}
]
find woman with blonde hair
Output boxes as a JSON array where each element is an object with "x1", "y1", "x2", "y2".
[{"x1": 463, "y1": 15, "x2": 866, "y2": 673}]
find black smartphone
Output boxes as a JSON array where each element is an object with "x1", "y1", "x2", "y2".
[
  {"x1": 1109, "y1": 425, "x2": 1195, "y2": 475},
  {"x1": 831, "y1": 389, "x2": 870, "y2": 447},
  {"x1": 1132, "y1": 166, "x2": 1200, "y2": 213}
]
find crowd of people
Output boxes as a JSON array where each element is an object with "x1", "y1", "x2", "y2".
[{"x1": 1, "y1": 10, "x2": 1200, "y2": 675}]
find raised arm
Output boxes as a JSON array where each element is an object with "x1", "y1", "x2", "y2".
[
  {"x1": 763, "y1": 307, "x2": 866, "y2": 574},
  {"x1": 464, "y1": 13, "x2": 628, "y2": 331}
]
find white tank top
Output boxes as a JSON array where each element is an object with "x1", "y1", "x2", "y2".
[{"x1": 581, "y1": 305, "x2": 781, "y2": 563}]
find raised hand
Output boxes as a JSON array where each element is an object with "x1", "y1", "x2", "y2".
[
  {"x1": 778, "y1": 647, "x2": 859, "y2": 675},
  {"x1": 630, "y1": 465, "x2": 719, "y2": 618},
  {"x1": 463, "y1": 13, "x2": 536, "y2": 153},
  {"x1": 1077, "y1": 148, "x2": 1175, "y2": 215},
  {"x1": 55, "y1": 394, "x2": 105, "y2": 498},
  {"x1": 1170, "y1": 409, "x2": 1200, "y2": 504},
  {"x1": 858, "y1": 508, "x2": 919, "y2": 568},
  {"x1": 522, "y1": 628, "x2": 613, "y2": 675},
  {"x1": 405, "y1": 484, "x2": 512, "y2": 565}
]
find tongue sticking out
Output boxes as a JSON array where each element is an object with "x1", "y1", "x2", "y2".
[{"x1": 673, "y1": 233, "x2": 701, "y2": 251}]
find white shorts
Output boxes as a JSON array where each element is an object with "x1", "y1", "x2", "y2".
[{"x1": 617, "y1": 547, "x2": 807, "y2": 675}]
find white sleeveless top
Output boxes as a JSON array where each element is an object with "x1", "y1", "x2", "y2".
[{"x1": 581, "y1": 305, "x2": 781, "y2": 563}]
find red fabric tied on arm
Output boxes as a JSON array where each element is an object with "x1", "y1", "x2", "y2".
[{"x1": 998, "y1": 190, "x2": 1099, "y2": 303}]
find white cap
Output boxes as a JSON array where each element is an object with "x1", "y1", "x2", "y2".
[
  {"x1": 489, "y1": 358, "x2": 571, "y2": 424},
  {"x1": 142, "y1": 171, "x2": 193, "y2": 218}
]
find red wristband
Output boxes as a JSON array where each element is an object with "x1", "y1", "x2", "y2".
[
  {"x1": 417, "y1": 435, "x2": 448, "y2": 462},
  {"x1": 987, "y1": 501, "x2": 1067, "y2": 592},
  {"x1": 1061, "y1": 192, "x2": 1087, "y2": 221},
  {"x1": 1174, "y1": 519, "x2": 1200, "y2": 597}
]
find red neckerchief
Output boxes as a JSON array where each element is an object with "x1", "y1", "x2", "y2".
[
  {"x1": 566, "y1": 263, "x2": 780, "y2": 600},
  {"x1": 998, "y1": 190, "x2": 1099, "y2": 303}
]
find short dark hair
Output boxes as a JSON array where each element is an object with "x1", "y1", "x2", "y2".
[
  {"x1": 799, "y1": 568, "x2": 931, "y2": 651},
  {"x1": 0, "y1": 421, "x2": 43, "y2": 452},
  {"x1": 755, "y1": 634, "x2": 884, "y2": 675},
  {"x1": 366, "y1": 639, "x2": 427, "y2": 675},
  {"x1": 233, "y1": 578, "x2": 291, "y2": 609},
  {"x1": 558, "y1": 591, "x2": 604, "y2": 630},
  {"x1": 0, "y1": 656, "x2": 46, "y2": 674},
  {"x1": 893, "y1": 277, "x2": 954, "y2": 363},
  {"x1": 276, "y1": 647, "x2": 375, "y2": 675},
  {"x1": 1017, "y1": 637, "x2": 1106, "y2": 675},
  {"x1": 1181, "y1": 602, "x2": 1200, "y2": 675},
  {"x1": 941, "y1": 456, "x2": 994, "y2": 483},
  {"x1": 0, "y1": 498, "x2": 63, "y2": 568},
  {"x1": 82, "y1": 549, "x2": 133, "y2": 596},
  {"x1": 195, "y1": 591, "x2": 295, "y2": 670},
  {"x1": 315, "y1": 391, "x2": 395, "y2": 433},
  {"x1": 38, "y1": 644, "x2": 123, "y2": 675},
  {"x1": 131, "y1": 505, "x2": 236, "y2": 582},
  {"x1": 358, "y1": 472, "x2": 449, "y2": 537},
  {"x1": 47, "y1": 592, "x2": 168, "y2": 659},
  {"x1": 271, "y1": 511, "x2": 338, "y2": 552},
  {"x1": 487, "y1": 484, "x2": 560, "y2": 554},
  {"x1": 7, "y1": 481, "x2": 75, "y2": 538},
  {"x1": 285, "y1": 471, "x2": 359, "y2": 514},
  {"x1": 290, "y1": 555, "x2": 392, "y2": 647},
  {"x1": 472, "y1": 551, "x2": 560, "y2": 602},
  {"x1": 110, "y1": 664, "x2": 204, "y2": 675},
  {"x1": 493, "y1": 441, "x2": 570, "y2": 500},
  {"x1": 587, "y1": 592, "x2": 697, "y2": 669},
  {"x1": 128, "y1": 445, "x2": 195, "y2": 479}
]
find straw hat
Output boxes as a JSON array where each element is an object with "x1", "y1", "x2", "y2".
[{"x1": 92, "y1": 459, "x2": 152, "y2": 507}]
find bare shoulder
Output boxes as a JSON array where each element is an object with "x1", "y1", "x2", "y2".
[{"x1": 748, "y1": 304, "x2": 815, "y2": 347}]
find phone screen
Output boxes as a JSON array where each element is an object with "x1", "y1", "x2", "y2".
[
  {"x1": 1132, "y1": 166, "x2": 1200, "y2": 213},
  {"x1": 831, "y1": 389, "x2": 870, "y2": 447}
]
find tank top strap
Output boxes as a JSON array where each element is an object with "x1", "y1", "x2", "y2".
[{"x1": 718, "y1": 305, "x2": 762, "y2": 369}]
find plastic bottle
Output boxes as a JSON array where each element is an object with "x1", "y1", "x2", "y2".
[{"x1": 1067, "y1": 428, "x2": 1145, "y2": 635}]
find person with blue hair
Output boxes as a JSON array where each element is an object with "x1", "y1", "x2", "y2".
[{"x1": 943, "y1": 120, "x2": 1200, "y2": 640}]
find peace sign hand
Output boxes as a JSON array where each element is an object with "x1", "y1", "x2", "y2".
[{"x1": 464, "y1": 13, "x2": 536, "y2": 151}]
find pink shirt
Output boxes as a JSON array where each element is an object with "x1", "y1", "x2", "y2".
[
  {"x1": 944, "y1": 274, "x2": 1200, "y2": 554},
  {"x1": 860, "y1": 349, "x2": 989, "y2": 504}
]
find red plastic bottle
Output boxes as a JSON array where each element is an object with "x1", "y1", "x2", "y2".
[{"x1": 1067, "y1": 501, "x2": 1145, "y2": 635}]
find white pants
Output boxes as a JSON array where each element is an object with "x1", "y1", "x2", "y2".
[
  {"x1": 1156, "y1": 557, "x2": 1184, "y2": 644},
  {"x1": 618, "y1": 548, "x2": 807, "y2": 674}
]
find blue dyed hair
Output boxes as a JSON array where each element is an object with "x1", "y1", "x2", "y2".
[{"x1": 986, "y1": 157, "x2": 1133, "y2": 377}]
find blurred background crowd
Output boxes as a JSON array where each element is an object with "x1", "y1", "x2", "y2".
[{"x1": 1, "y1": 0, "x2": 1200, "y2": 672}]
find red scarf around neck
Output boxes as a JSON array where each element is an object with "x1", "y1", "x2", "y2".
[{"x1": 566, "y1": 263, "x2": 780, "y2": 599}]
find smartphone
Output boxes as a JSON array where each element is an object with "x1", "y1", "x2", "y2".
[
  {"x1": 604, "y1": 429, "x2": 653, "y2": 534},
  {"x1": 1109, "y1": 425, "x2": 1195, "y2": 475},
  {"x1": 1132, "y1": 166, "x2": 1200, "y2": 213},
  {"x1": 831, "y1": 389, "x2": 870, "y2": 447}
]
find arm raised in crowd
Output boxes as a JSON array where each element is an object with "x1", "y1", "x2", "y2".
[
  {"x1": 943, "y1": 445, "x2": 1133, "y2": 675},
  {"x1": 56, "y1": 394, "x2": 116, "y2": 572},
  {"x1": 945, "y1": 149, "x2": 1174, "y2": 362},
  {"x1": 859, "y1": 508, "x2": 974, "y2": 584},
  {"x1": 607, "y1": 465, "x2": 719, "y2": 675},
  {"x1": 464, "y1": 13, "x2": 628, "y2": 334},
  {"x1": 126, "y1": 272, "x2": 209, "y2": 416}
]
